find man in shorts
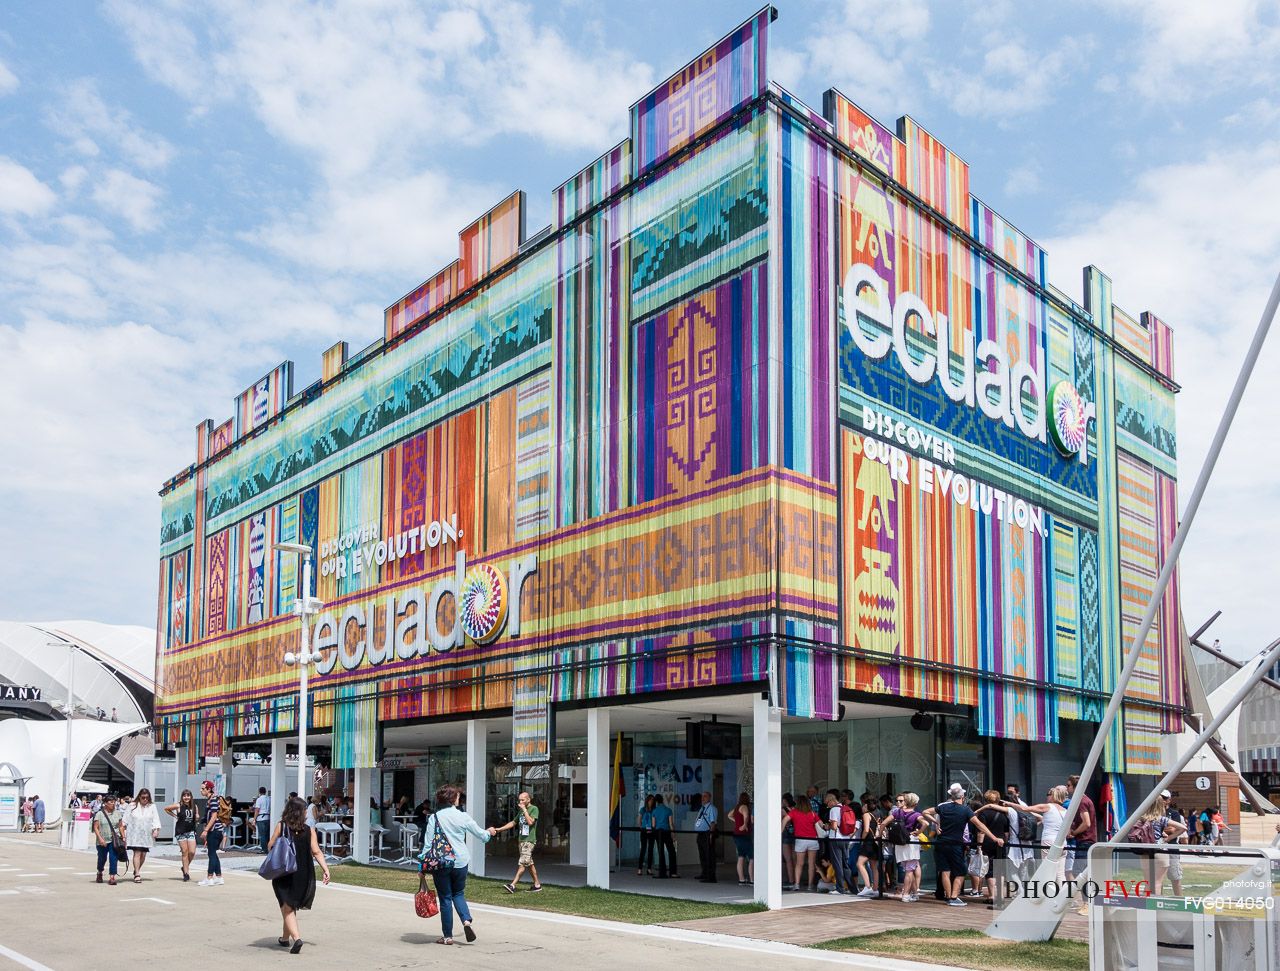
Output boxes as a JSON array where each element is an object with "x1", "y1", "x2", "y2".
[
  {"x1": 496, "y1": 791, "x2": 543, "y2": 893},
  {"x1": 921, "y1": 783, "x2": 1005, "y2": 907}
]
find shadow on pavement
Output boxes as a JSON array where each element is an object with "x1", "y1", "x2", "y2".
[
  {"x1": 249, "y1": 937, "x2": 296, "y2": 951},
  {"x1": 400, "y1": 933, "x2": 438, "y2": 945}
]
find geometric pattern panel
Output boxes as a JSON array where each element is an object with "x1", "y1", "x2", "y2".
[
  {"x1": 633, "y1": 263, "x2": 769, "y2": 503},
  {"x1": 630, "y1": 6, "x2": 769, "y2": 177}
]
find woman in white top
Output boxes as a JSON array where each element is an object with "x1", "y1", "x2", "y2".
[
  {"x1": 1010, "y1": 785, "x2": 1068, "y2": 882},
  {"x1": 305, "y1": 796, "x2": 321, "y2": 828},
  {"x1": 124, "y1": 788, "x2": 162, "y2": 883}
]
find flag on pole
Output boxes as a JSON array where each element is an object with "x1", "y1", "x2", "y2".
[{"x1": 609, "y1": 733, "x2": 626, "y2": 845}]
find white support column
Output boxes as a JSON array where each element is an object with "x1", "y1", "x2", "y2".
[
  {"x1": 753, "y1": 694, "x2": 783, "y2": 909},
  {"x1": 826, "y1": 732, "x2": 840, "y2": 792},
  {"x1": 586, "y1": 707, "x2": 611, "y2": 889},
  {"x1": 173, "y1": 747, "x2": 186, "y2": 806},
  {"x1": 220, "y1": 751, "x2": 234, "y2": 795},
  {"x1": 352, "y1": 767, "x2": 372, "y2": 864},
  {"x1": 269, "y1": 739, "x2": 287, "y2": 825},
  {"x1": 465, "y1": 718, "x2": 490, "y2": 877},
  {"x1": 218, "y1": 750, "x2": 236, "y2": 845}
]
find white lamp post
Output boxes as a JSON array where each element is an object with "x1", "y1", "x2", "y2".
[
  {"x1": 59, "y1": 641, "x2": 77, "y2": 827},
  {"x1": 274, "y1": 542, "x2": 325, "y2": 798}
]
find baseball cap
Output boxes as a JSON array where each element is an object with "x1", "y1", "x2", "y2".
[{"x1": 1160, "y1": 789, "x2": 1172, "y2": 799}]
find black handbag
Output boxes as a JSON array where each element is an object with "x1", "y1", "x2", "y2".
[
  {"x1": 101, "y1": 810, "x2": 129, "y2": 872},
  {"x1": 259, "y1": 827, "x2": 298, "y2": 880}
]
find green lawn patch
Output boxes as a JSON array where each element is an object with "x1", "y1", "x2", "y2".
[
  {"x1": 813, "y1": 928, "x2": 1088, "y2": 971},
  {"x1": 326, "y1": 863, "x2": 765, "y2": 924}
]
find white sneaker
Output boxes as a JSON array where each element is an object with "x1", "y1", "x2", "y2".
[
  {"x1": 948, "y1": 898, "x2": 967, "y2": 907},
  {"x1": 198, "y1": 878, "x2": 213, "y2": 886},
  {"x1": 856, "y1": 887, "x2": 876, "y2": 898},
  {"x1": 211, "y1": 877, "x2": 224, "y2": 886}
]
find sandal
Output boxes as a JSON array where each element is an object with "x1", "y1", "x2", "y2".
[
  {"x1": 278, "y1": 938, "x2": 290, "y2": 947},
  {"x1": 435, "y1": 937, "x2": 454, "y2": 945},
  {"x1": 133, "y1": 875, "x2": 142, "y2": 883}
]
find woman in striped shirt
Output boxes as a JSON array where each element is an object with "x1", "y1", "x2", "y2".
[{"x1": 197, "y1": 780, "x2": 225, "y2": 886}]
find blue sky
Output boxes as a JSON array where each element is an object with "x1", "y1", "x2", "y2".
[{"x1": 1, "y1": 1, "x2": 1277, "y2": 664}]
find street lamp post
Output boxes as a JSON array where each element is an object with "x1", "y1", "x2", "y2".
[
  {"x1": 60, "y1": 642, "x2": 77, "y2": 834},
  {"x1": 274, "y1": 543, "x2": 325, "y2": 798}
]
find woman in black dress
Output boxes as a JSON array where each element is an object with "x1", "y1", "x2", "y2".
[{"x1": 269, "y1": 796, "x2": 330, "y2": 954}]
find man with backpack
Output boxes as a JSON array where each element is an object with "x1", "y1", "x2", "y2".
[
  {"x1": 822, "y1": 790, "x2": 855, "y2": 893},
  {"x1": 197, "y1": 780, "x2": 228, "y2": 886}
]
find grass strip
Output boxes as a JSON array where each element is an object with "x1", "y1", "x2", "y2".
[
  {"x1": 812, "y1": 928, "x2": 1089, "y2": 971},
  {"x1": 326, "y1": 862, "x2": 765, "y2": 924}
]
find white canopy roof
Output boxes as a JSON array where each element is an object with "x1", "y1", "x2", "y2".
[{"x1": 0, "y1": 620, "x2": 153, "y2": 722}]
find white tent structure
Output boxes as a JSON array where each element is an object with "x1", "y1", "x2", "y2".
[
  {"x1": 0, "y1": 718, "x2": 146, "y2": 813},
  {"x1": 0, "y1": 621, "x2": 155, "y2": 811}
]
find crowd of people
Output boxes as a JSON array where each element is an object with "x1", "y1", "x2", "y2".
[
  {"x1": 651, "y1": 776, "x2": 1226, "y2": 912},
  {"x1": 19, "y1": 794, "x2": 46, "y2": 832},
  {"x1": 38, "y1": 773, "x2": 1242, "y2": 953}
]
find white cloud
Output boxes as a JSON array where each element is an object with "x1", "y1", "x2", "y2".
[
  {"x1": 0, "y1": 227, "x2": 369, "y2": 624},
  {"x1": 100, "y1": 0, "x2": 224, "y2": 109},
  {"x1": 1225, "y1": 98, "x2": 1280, "y2": 129},
  {"x1": 930, "y1": 37, "x2": 1087, "y2": 118},
  {"x1": 251, "y1": 170, "x2": 492, "y2": 277},
  {"x1": 0, "y1": 318, "x2": 196, "y2": 621},
  {"x1": 0, "y1": 158, "x2": 57, "y2": 216},
  {"x1": 106, "y1": 0, "x2": 649, "y2": 180},
  {"x1": 1104, "y1": 0, "x2": 1280, "y2": 102},
  {"x1": 776, "y1": 0, "x2": 1084, "y2": 125},
  {"x1": 1045, "y1": 143, "x2": 1280, "y2": 656},
  {"x1": 46, "y1": 78, "x2": 175, "y2": 170},
  {"x1": 100, "y1": 0, "x2": 653, "y2": 288},
  {"x1": 1003, "y1": 163, "x2": 1041, "y2": 197},
  {"x1": 778, "y1": 0, "x2": 932, "y2": 120},
  {"x1": 91, "y1": 169, "x2": 164, "y2": 231},
  {"x1": 0, "y1": 58, "x2": 17, "y2": 96},
  {"x1": 478, "y1": 2, "x2": 652, "y2": 150},
  {"x1": 59, "y1": 165, "x2": 89, "y2": 195}
]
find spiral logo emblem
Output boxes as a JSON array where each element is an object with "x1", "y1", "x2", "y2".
[
  {"x1": 1049, "y1": 380, "x2": 1088, "y2": 456},
  {"x1": 458, "y1": 563, "x2": 508, "y2": 643}
]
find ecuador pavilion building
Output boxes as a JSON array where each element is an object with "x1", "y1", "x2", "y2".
[{"x1": 154, "y1": 7, "x2": 1185, "y2": 906}]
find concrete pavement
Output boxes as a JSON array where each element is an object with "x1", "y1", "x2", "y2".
[{"x1": 0, "y1": 836, "x2": 960, "y2": 971}]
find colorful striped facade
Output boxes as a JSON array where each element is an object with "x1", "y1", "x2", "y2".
[{"x1": 156, "y1": 7, "x2": 1183, "y2": 775}]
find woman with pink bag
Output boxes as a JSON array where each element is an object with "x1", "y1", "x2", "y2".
[{"x1": 418, "y1": 785, "x2": 493, "y2": 946}]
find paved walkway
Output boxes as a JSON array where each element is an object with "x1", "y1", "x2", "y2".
[
  {"x1": 0, "y1": 835, "x2": 960, "y2": 971},
  {"x1": 668, "y1": 893, "x2": 1088, "y2": 945}
]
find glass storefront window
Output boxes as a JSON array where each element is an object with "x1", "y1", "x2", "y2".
[{"x1": 486, "y1": 738, "x2": 587, "y2": 864}]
